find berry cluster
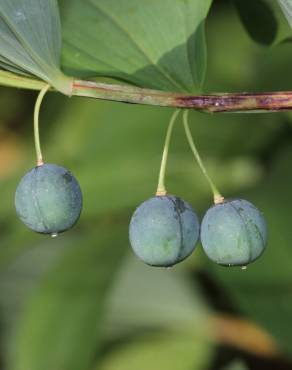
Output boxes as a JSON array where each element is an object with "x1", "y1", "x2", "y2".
[
  {"x1": 14, "y1": 89, "x2": 267, "y2": 270},
  {"x1": 129, "y1": 110, "x2": 267, "y2": 268},
  {"x1": 129, "y1": 195, "x2": 267, "y2": 268}
]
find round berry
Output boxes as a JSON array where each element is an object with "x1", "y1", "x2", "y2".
[
  {"x1": 200, "y1": 199, "x2": 267, "y2": 267},
  {"x1": 15, "y1": 163, "x2": 82, "y2": 234},
  {"x1": 129, "y1": 195, "x2": 199, "y2": 267}
]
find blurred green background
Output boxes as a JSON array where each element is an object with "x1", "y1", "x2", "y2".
[{"x1": 0, "y1": 1, "x2": 292, "y2": 369}]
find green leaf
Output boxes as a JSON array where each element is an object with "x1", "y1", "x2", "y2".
[
  {"x1": 9, "y1": 226, "x2": 128, "y2": 370},
  {"x1": 0, "y1": 56, "x2": 29, "y2": 76},
  {"x1": 0, "y1": 0, "x2": 72, "y2": 94},
  {"x1": 61, "y1": 0, "x2": 212, "y2": 92},
  {"x1": 233, "y1": 0, "x2": 278, "y2": 45},
  {"x1": 278, "y1": 0, "x2": 292, "y2": 28}
]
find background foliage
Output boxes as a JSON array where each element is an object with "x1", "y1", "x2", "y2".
[{"x1": 0, "y1": 0, "x2": 292, "y2": 369}]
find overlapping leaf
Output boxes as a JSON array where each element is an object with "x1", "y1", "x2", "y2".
[
  {"x1": 0, "y1": 0, "x2": 72, "y2": 93},
  {"x1": 0, "y1": 0, "x2": 213, "y2": 93},
  {"x1": 61, "y1": 0, "x2": 213, "y2": 92}
]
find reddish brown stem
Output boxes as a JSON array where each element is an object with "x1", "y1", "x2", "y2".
[
  {"x1": 73, "y1": 80, "x2": 292, "y2": 113},
  {"x1": 1, "y1": 70, "x2": 292, "y2": 113}
]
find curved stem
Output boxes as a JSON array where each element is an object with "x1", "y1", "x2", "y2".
[
  {"x1": 34, "y1": 84, "x2": 50, "y2": 166},
  {"x1": 183, "y1": 110, "x2": 224, "y2": 204},
  {"x1": 156, "y1": 109, "x2": 181, "y2": 196}
]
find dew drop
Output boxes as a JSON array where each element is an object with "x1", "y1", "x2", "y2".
[
  {"x1": 241, "y1": 265, "x2": 247, "y2": 270},
  {"x1": 51, "y1": 232, "x2": 58, "y2": 238}
]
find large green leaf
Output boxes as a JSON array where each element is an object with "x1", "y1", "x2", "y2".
[
  {"x1": 0, "y1": 0, "x2": 72, "y2": 93},
  {"x1": 61, "y1": 0, "x2": 212, "y2": 92}
]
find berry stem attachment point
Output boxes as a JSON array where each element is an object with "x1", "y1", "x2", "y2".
[
  {"x1": 156, "y1": 109, "x2": 181, "y2": 196},
  {"x1": 34, "y1": 84, "x2": 50, "y2": 166},
  {"x1": 183, "y1": 110, "x2": 224, "y2": 204}
]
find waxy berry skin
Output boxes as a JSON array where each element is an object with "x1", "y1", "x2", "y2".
[
  {"x1": 129, "y1": 195, "x2": 200, "y2": 267},
  {"x1": 200, "y1": 199, "x2": 267, "y2": 267},
  {"x1": 15, "y1": 163, "x2": 82, "y2": 234}
]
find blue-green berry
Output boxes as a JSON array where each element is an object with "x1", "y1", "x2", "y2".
[
  {"x1": 200, "y1": 199, "x2": 267, "y2": 267},
  {"x1": 129, "y1": 195, "x2": 200, "y2": 267},
  {"x1": 15, "y1": 163, "x2": 82, "y2": 235}
]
